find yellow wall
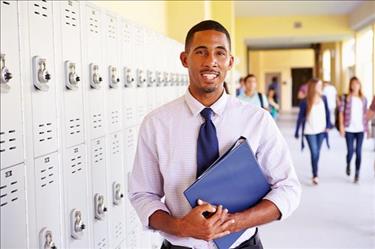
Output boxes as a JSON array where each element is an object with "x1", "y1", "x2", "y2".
[
  {"x1": 93, "y1": 1, "x2": 167, "y2": 35},
  {"x1": 166, "y1": 1, "x2": 208, "y2": 43},
  {"x1": 249, "y1": 49, "x2": 315, "y2": 111},
  {"x1": 236, "y1": 15, "x2": 354, "y2": 75}
]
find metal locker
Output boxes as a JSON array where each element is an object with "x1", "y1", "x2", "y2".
[
  {"x1": 34, "y1": 152, "x2": 63, "y2": 249},
  {"x1": 0, "y1": 164, "x2": 27, "y2": 249},
  {"x1": 54, "y1": 0, "x2": 85, "y2": 148},
  {"x1": 103, "y1": 13, "x2": 122, "y2": 133},
  {"x1": 24, "y1": 0, "x2": 59, "y2": 158},
  {"x1": 0, "y1": 1, "x2": 25, "y2": 170},
  {"x1": 108, "y1": 132, "x2": 126, "y2": 248},
  {"x1": 63, "y1": 144, "x2": 90, "y2": 248},
  {"x1": 82, "y1": 3, "x2": 106, "y2": 140},
  {"x1": 90, "y1": 136, "x2": 109, "y2": 249},
  {"x1": 121, "y1": 19, "x2": 138, "y2": 128}
]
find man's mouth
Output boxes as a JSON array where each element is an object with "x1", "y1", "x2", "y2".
[{"x1": 200, "y1": 71, "x2": 220, "y2": 81}]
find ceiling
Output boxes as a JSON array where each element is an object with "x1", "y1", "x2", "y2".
[{"x1": 235, "y1": 1, "x2": 363, "y2": 17}]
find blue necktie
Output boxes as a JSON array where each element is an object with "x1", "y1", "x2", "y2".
[{"x1": 197, "y1": 108, "x2": 219, "y2": 178}]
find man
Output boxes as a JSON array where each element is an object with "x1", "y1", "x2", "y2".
[
  {"x1": 129, "y1": 20, "x2": 301, "y2": 249},
  {"x1": 238, "y1": 74, "x2": 269, "y2": 110},
  {"x1": 322, "y1": 81, "x2": 337, "y2": 124}
]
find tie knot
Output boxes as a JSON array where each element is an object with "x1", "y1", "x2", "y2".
[{"x1": 200, "y1": 108, "x2": 213, "y2": 121}]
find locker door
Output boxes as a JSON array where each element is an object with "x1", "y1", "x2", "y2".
[
  {"x1": 82, "y1": 4, "x2": 106, "y2": 140},
  {"x1": 0, "y1": 0, "x2": 24, "y2": 169},
  {"x1": 121, "y1": 20, "x2": 138, "y2": 128},
  {"x1": 104, "y1": 13, "x2": 122, "y2": 133},
  {"x1": 90, "y1": 136, "x2": 109, "y2": 249},
  {"x1": 108, "y1": 132, "x2": 126, "y2": 248},
  {"x1": 34, "y1": 152, "x2": 62, "y2": 249},
  {"x1": 0, "y1": 164, "x2": 27, "y2": 249},
  {"x1": 27, "y1": 0, "x2": 59, "y2": 158},
  {"x1": 64, "y1": 144, "x2": 90, "y2": 248}
]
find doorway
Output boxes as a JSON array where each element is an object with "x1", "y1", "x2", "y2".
[
  {"x1": 265, "y1": 72, "x2": 282, "y2": 107},
  {"x1": 291, "y1": 67, "x2": 313, "y2": 107}
]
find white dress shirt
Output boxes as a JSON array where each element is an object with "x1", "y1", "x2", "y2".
[{"x1": 128, "y1": 90, "x2": 301, "y2": 248}]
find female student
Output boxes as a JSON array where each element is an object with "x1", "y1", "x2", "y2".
[
  {"x1": 339, "y1": 77, "x2": 368, "y2": 183},
  {"x1": 295, "y1": 78, "x2": 331, "y2": 185}
]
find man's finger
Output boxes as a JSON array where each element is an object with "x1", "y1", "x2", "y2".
[{"x1": 211, "y1": 230, "x2": 230, "y2": 240}]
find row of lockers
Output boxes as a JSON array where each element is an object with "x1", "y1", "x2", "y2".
[{"x1": 1, "y1": 1, "x2": 187, "y2": 248}]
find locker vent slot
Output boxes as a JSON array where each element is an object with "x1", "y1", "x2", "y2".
[
  {"x1": 97, "y1": 237, "x2": 107, "y2": 249},
  {"x1": 92, "y1": 113, "x2": 103, "y2": 130},
  {"x1": 114, "y1": 221, "x2": 123, "y2": 239},
  {"x1": 89, "y1": 9, "x2": 99, "y2": 34},
  {"x1": 107, "y1": 17, "x2": 116, "y2": 39},
  {"x1": 70, "y1": 147, "x2": 83, "y2": 174},
  {"x1": 33, "y1": 1, "x2": 48, "y2": 18},
  {"x1": 68, "y1": 118, "x2": 82, "y2": 136},
  {"x1": 37, "y1": 122, "x2": 54, "y2": 144},
  {"x1": 0, "y1": 130, "x2": 18, "y2": 154},
  {"x1": 0, "y1": 177, "x2": 20, "y2": 208},
  {"x1": 111, "y1": 110, "x2": 120, "y2": 125},
  {"x1": 111, "y1": 137, "x2": 120, "y2": 155},
  {"x1": 64, "y1": 1, "x2": 78, "y2": 27},
  {"x1": 39, "y1": 163, "x2": 56, "y2": 188}
]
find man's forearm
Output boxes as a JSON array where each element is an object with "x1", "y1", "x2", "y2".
[
  {"x1": 232, "y1": 199, "x2": 281, "y2": 231},
  {"x1": 149, "y1": 210, "x2": 182, "y2": 237}
]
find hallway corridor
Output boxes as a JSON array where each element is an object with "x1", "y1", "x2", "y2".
[{"x1": 260, "y1": 112, "x2": 375, "y2": 249}]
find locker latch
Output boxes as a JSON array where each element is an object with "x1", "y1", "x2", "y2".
[
  {"x1": 147, "y1": 70, "x2": 156, "y2": 87},
  {"x1": 136, "y1": 69, "x2": 146, "y2": 87},
  {"x1": 94, "y1": 193, "x2": 107, "y2": 220},
  {"x1": 39, "y1": 227, "x2": 57, "y2": 249},
  {"x1": 89, "y1": 63, "x2": 102, "y2": 89},
  {"x1": 0, "y1": 54, "x2": 12, "y2": 93},
  {"x1": 71, "y1": 209, "x2": 86, "y2": 239},
  {"x1": 124, "y1": 67, "x2": 135, "y2": 88},
  {"x1": 112, "y1": 182, "x2": 124, "y2": 205},
  {"x1": 33, "y1": 56, "x2": 51, "y2": 91},
  {"x1": 156, "y1": 71, "x2": 164, "y2": 87},
  {"x1": 109, "y1": 66, "x2": 120, "y2": 88},
  {"x1": 65, "y1": 61, "x2": 80, "y2": 90}
]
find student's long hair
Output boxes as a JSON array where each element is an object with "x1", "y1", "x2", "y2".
[
  {"x1": 348, "y1": 76, "x2": 364, "y2": 99},
  {"x1": 306, "y1": 78, "x2": 321, "y2": 117}
]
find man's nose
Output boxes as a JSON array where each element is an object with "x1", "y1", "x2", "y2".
[{"x1": 203, "y1": 52, "x2": 218, "y2": 67}]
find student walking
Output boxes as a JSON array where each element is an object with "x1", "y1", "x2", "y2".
[
  {"x1": 339, "y1": 76, "x2": 368, "y2": 183},
  {"x1": 295, "y1": 78, "x2": 332, "y2": 185}
]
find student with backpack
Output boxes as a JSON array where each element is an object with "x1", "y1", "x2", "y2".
[
  {"x1": 238, "y1": 74, "x2": 269, "y2": 109},
  {"x1": 338, "y1": 76, "x2": 368, "y2": 183},
  {"x1": 295, "y1": 78, "x2": 332, "y2": 185}
]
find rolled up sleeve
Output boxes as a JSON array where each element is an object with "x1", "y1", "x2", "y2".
[
  {"x1": 128, "y1": 116, "x2": 170, "y2": 229},
  {"x1": 257, "y1": 113, "x2": 302, "y2": 220}
]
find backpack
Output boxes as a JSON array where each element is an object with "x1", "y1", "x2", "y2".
[
  {"x1": 335, "y1": 94, "x2": 347, "y2": 131},
  {"x1": 258, "y1": 92, "x2": 264, "y2": 109}
]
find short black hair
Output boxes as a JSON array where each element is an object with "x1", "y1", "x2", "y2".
[
  {"x1": 244, "y1": 74, "x2": 256, "y2": 82},
  {"x1": 185, "y1": 20, "x2": 231, "y2": 52}
]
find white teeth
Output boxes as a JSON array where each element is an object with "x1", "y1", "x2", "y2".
[{"x1": 202, "y1": 73, "x2": 218, "y2": 80}]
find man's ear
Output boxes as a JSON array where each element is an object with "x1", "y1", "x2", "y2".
[
  {"x1": 180, "y1": 51, "x2": 188, "y2": 68},
  {"x1": 228, "y1": 55, "x2": 234, "y2": 70}
]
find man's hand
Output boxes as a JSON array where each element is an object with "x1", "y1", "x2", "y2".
[{"x1": 177, "y1": 200, "x2": 235, "y2": 241}]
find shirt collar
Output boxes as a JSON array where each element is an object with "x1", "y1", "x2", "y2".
[{"x1": 184, "y1": 88, "x2": 228, "y2": 117}]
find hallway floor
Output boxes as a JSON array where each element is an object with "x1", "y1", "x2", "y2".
[{"x1": 260, "y1": 111, "x2": 375, "y2": 249}]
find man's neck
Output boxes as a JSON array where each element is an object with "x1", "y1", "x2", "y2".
[{"x1": 188, "y1": 86, "x2": 224, "y2": 107}]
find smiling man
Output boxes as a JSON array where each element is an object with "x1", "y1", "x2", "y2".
[{"x1": 129, "y1": 20, "x2": 301, "y2": 249}]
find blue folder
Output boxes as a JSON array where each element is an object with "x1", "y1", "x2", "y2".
[{"x1": 184, "y1": 137, "x2": 271, "y2": 249}]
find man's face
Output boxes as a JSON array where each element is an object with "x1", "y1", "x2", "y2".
[
  {"x1": 244, "y1": 76, "x2": 257, "y2": 92},
  {"x1": 180, "y1": 30, "x2": 234, "y2": 94}
]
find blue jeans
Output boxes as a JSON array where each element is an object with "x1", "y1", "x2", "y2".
[
  {"x1": 345, "y1": 132, "x2": 364, "y2": 174},
  {"x1": 305, "y1": 133, "x2": 325, "y2": 177}
]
